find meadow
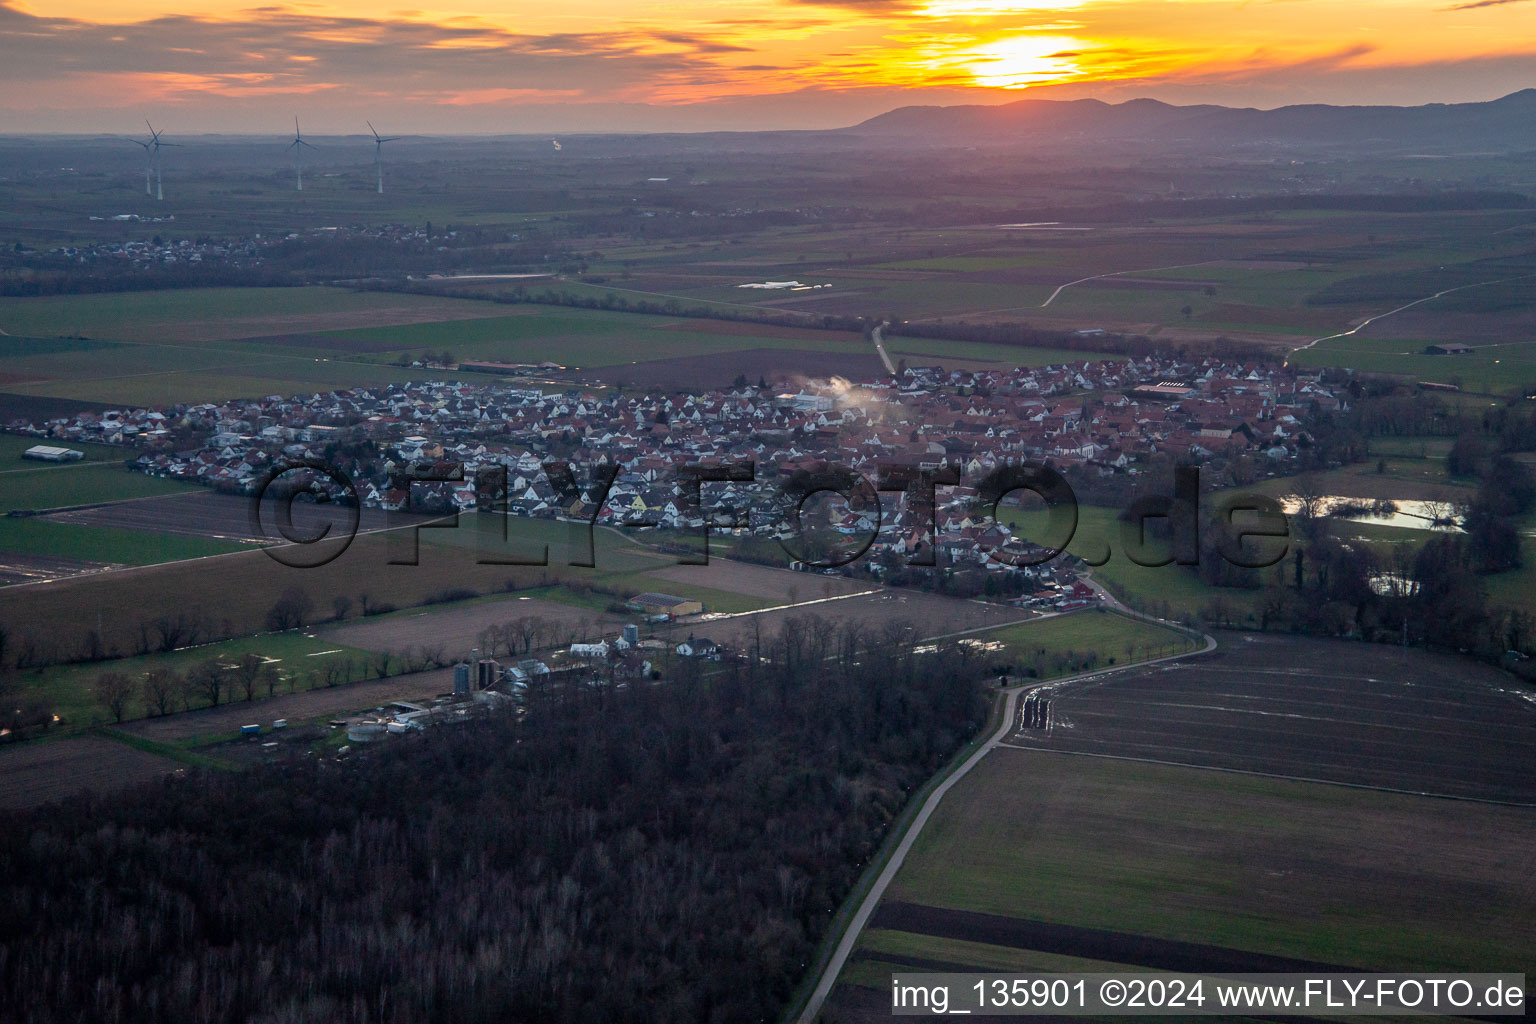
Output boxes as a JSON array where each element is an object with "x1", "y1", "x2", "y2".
[
  {"x1": 874, "y1": 747, "x2": 1534, "y2": 972},
  {"x1": 0, "y1": 457, "x2": 196, "y2": 512},
  {"x1": 0, "y1": 287, "x2": 499, "y2": 341},
  {"x1": 1005, "y1": 504, "x2": 1262, "y2": 622},
  {"x1": 9, "y1": 631, "x2": 389, "y2": 732},
  {"x1": 985, "y1": 609, "x2": 1197, "y2": 676},
  {"x1": 1295, "y1": 333, "x2": 1536, "y2": 395},
  {"x1": 0, "y1": 517, "x2": 244, "y2": 566}
]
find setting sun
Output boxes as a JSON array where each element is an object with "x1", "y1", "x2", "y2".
[{"x1": 946, "y1": 33, "x2": 1088, "y2": 89}]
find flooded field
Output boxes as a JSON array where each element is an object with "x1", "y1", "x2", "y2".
[{"x1": 1279, "y1": 494, "x2": 1464, "y2": 532}]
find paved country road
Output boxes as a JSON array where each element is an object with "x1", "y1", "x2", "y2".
[{"x1": 794, "y1": 623, "x2": 1216, "y2": 1024}]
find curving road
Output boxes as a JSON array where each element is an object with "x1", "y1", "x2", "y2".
[
  {"x1": 870, "y1": 320, "x2": 896, "y2": 375},
  {"x1": 794, "y1": 613, "x2": 1215, "y2": 1024}
]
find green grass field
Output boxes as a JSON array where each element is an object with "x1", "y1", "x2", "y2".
[
  {"x1": 1005, "y1": 504, "x2": 1261, "y2": 623},
  {"x1": 984, "y1": 610, "x2": 1197, "y2": 676},
  {"x1": 875, "y1": 747, "x2": 1535, "y2": 972},
  {"x1": 0, "y1": 287, "x2": 495, "y2": 342},
  {"x1": 1293, "y1": 335, "x2": 1536, "y2": 395},
  {"x1": 0, "y1": 435, "x2": 127, "y2": 462},
  {"x1": 8, "y1": 632, "x2": 389, "y2": 731},
  {"x1": 0, "y1": 460, "x2": 196, "y2": 511},
  {"x1": 0, "y1": 517, "x2": 245, "y2": 566}
]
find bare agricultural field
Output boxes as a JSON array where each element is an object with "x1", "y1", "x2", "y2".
[
  {"x1": 0, "y1": 550, "x2": 117, "y2": 585},
  {"x1": 0, "y1": 526, "x2": 611, "y2": 667},
  {"x1": 321, "y1": 597, "x2": 625, "y2": 656},
  {"x1": 866, "y1": 747, "x2": 1536, "y2": 975},
  {"x1": 642, "y1": 559, "x2": 868, "y2": 604},
  {"x1": 319, "y1": 571, "x2": 1031, "y2": 659},
  {"x1": 0, "y1": 392, "x2": 113, "y2": 423},
  {"x1": 824, "y1": 628, "x2": 1536, "y2": 1013},
  {"x1": 0, "y1": 735, "x2": 183, "y2": 810},
  {"x1": 689, "y1": 588, "x2": 1032, "y2": 651},
  {"x1": 1005, "y1": 630, "x2": 1536, "y2": 803},
  {"x1": 651, "y1": 319, "x2": 868, "y2": 344},
  {"x1": 1352, "y1": 306, "x2": 1536, "y2": 346},
  {"x1": 44, "y1": 489, "x2": 422, "y2": 543}
]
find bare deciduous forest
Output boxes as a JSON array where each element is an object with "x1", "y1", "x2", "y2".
[{"x1": 0, "y1": 616, "x2": 987, "y2": 1024}]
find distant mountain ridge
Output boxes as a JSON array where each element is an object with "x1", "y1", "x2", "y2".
[{"x1": 849, "y1": 89, "x2": 1536, "y2": 151}]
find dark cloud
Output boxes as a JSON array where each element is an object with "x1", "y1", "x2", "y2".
[
  {"x1": 0, "y1": 1, "x2": 760, "y2": 101},
  {"x1": 1443, "y1": 0, "x2": 1530, "y2": 9}
]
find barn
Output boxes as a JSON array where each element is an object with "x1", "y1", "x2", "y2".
[{"x1": 627, "y1": 592, "x2": 704, "y2": 618}]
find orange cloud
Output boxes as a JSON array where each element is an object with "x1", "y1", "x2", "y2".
[{"x1": 4, "y1": 0, "x2": 1536, "y2": 130}]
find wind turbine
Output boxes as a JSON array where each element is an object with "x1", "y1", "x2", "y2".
[
  {"x1": 128, "y1": 135, "x2": 153, "y2": 196},
  {"x1": 142, "y1": 120, "x2": 178, "y2": 200},
  {"x1": 288, "y1": 117, "x2": 315, "y2": 191},
  {"x1": 367, "y1": 121, "x2": 401, "y2": 194}
]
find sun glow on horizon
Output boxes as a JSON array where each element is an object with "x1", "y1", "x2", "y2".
[
  {"x1": 913, "y1": 0, "x2": 1083, "y2": 17},
  {"x1": 942, "y1": 33, "x2": 1088, "y2": 88},
  {"x1": 6, "y1": 0, "x2": 1536, "y2": 129}
]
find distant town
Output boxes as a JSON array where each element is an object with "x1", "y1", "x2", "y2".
[{"x1": 4, "y1": 354, "x2": 1340, "y2": 611}]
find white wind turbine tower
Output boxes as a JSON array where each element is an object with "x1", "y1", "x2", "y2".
[
  {"x1": 129, "y1": 134, "x2": 153, "y2": 196},
  {"x1": 144, "y1": 120, "x2": 178, "y2": 200},
  {"x1": 368, "y1": 121, "x2": 401, "y2": 194},
  {"x1": 288, "y1": 117, "x2": 315, "y2": 191}
]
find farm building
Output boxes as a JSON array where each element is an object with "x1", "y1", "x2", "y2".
[
  {"x1": 626, "y1": 593, "x2": 703, "y2": 618},
  {"x1": 676, "y1": 637, "x2": 720, "y2": 659},
  {"x1": 22, "y1": 445, "x2": 84, "y2": 462},
  {"x1": 1424, "y1": 343, "x2": 1474, "y2": 355}
]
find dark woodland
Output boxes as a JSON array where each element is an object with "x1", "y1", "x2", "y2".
[{"x1": 0, "y1": 616, "x2": 987, "y2": 1024}]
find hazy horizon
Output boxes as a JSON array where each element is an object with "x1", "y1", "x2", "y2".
[{"x1": 5, "y1": 0, "x2": 1536, "y2": 134}]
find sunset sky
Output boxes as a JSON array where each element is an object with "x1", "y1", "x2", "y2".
[{"x1": 3, "y1": 0, "x2": 1536, "y2": 132}]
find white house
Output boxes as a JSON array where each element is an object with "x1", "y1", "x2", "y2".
[{"x1": 675, "y1": 637, "x2": 720, "y2": 660}]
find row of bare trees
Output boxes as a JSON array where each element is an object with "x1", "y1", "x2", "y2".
[
  {"x1": 91, "y1": 653, "x2": 281, "y2": 723},
  {"x1": 90, "y1": 648, "x2": 416, "y2": 724},
  {"x1": 474, "y1": 615, "x2": 590, "y2": 659}
]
